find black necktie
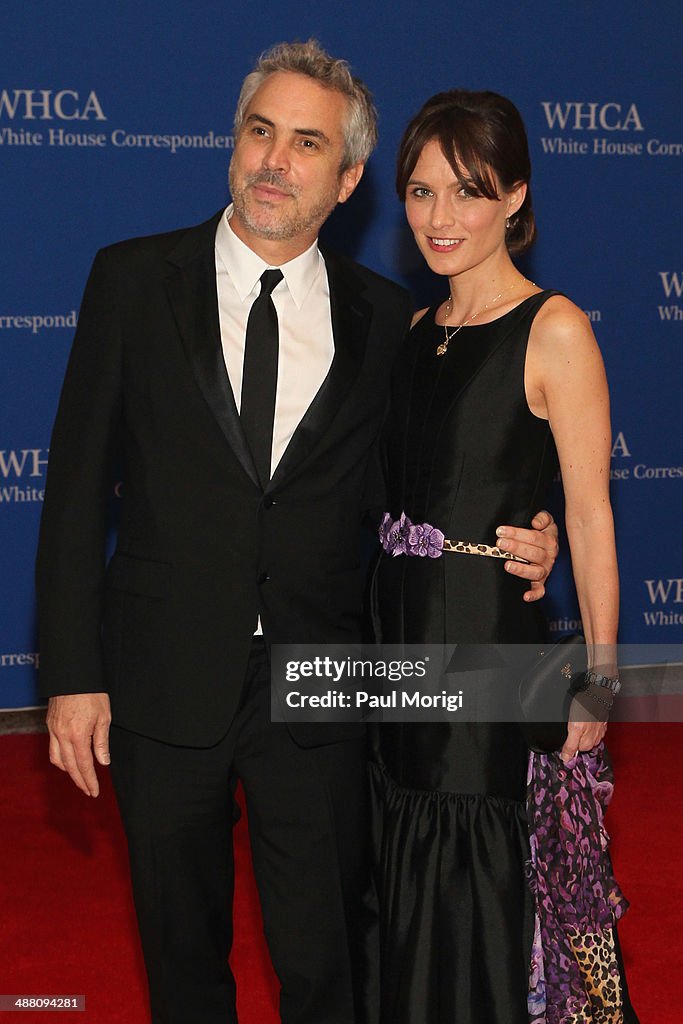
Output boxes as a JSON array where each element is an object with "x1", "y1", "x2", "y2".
[{"x1": 240, "y1": 269, "x2": 283, "y2": 487}]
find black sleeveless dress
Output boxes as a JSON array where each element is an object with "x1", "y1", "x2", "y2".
[{"x1": 370, "y1": 292, "x2": 560, "y2": 1024}]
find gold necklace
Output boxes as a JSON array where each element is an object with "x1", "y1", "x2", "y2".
[{"x1": 436, "y1": 280, "x2": 525, "y2": 357}]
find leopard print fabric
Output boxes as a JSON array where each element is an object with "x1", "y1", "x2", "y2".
[
  {"x1": 442, "y1": 538, "x2": 529, "y2": 562},
  {"x1": 567, "y1": 927, "x2": 623, "y2": 1021}
]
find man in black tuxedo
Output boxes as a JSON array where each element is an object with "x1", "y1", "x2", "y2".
[{"x1": 37, "y1": 41, "x2": 558, "y2": 1024}]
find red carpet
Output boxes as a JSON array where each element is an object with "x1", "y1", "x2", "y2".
[{"x1": 0, "y1": 726, "x2": 679, "y2": 1022}]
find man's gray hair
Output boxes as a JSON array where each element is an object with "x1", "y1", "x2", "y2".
[{"x1": 233, "y1": 39, "x2": 378, "y2": 170}]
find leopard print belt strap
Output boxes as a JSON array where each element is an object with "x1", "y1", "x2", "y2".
[{"x1": 379, "y1": 512, "x2": 530, "y2": 564}]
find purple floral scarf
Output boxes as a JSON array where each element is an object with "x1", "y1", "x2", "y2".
[{"x1": 526, "y1": 743, "x2": 629, "y2": 1023}]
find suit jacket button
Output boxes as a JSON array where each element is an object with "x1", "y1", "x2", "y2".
[
  {"x1": 256, "y1": 572, "x2": 270, "y2": 585},
  {"x1": 263, "y1": 497, "x2": 276, "y2": 509}
]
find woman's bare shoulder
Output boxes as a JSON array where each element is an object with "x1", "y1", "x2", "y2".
[
  {"x1": 534, "y1": 293, "x2": 594, "y2": 337},
  {"x1": 531, "y1": 294, "x2": 599, "y2": 358}
]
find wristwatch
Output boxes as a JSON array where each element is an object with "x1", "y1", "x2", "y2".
[{"x1": 584, "y1": 669, "x2": 621, "y2": 695}]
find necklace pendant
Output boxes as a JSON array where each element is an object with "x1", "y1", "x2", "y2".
[{"x1": 436, "y1": 341, "x2": 448, "y2": 357}]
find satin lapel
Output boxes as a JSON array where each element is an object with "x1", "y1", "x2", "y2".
[
  {"x1": 268, "y1": 249, "x2": 372, "y2": 491},
  {"x1": 164, "y1": 211, "x2": 260, "y2": 489}
]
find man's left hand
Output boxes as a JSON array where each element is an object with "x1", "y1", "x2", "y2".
[{"x1": 495, "y1": 510, "x2": 559, "y2": 603}]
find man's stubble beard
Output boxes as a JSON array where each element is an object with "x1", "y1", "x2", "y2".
[{"x1": 229, "y1": 168, "x2": 341, "y2": 242}]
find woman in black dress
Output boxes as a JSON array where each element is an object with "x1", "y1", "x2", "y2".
[{"x1": 371, "y1": 91, "x2": 637, "y2": 1023}]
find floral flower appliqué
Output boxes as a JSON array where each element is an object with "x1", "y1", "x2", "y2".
[
  {"x1": 380, "y1": 513, "x2": 444, "y2": 558},
  {"x1": 407, "y1": 523, "x2": 445, "y2": 558}
]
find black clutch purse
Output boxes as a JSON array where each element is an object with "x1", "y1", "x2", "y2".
[{"x1": 518, "y1": 634, "x2": 587, "y2": 753}]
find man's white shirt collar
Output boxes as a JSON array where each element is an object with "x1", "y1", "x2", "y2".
[{"x1": 215, "y1": 205, "x2": 324, "y2": 309}]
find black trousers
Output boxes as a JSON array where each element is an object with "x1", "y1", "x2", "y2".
[{"x1": 110, "y1": 639, "x2": 374, "y2": 1024}]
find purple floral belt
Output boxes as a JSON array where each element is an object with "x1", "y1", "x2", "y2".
[{"x1": 379, "y1": 512, "x2": 529, "y2": 563}]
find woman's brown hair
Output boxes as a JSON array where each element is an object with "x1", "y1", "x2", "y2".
[{"x1": 396, "y1": 90, "x2": 536, "y2": 256}]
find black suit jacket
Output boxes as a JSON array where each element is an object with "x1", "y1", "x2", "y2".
[{"x1": 36, "y1": 210, "x2": 412, "y2": 746}]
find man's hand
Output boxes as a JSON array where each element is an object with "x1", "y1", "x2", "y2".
[
  {"x1": 46, "y1": 693, "x2": 112, "y2": 797},
  {"x1": 495, "y1": 510, "x2": 559, "y2": 602}
]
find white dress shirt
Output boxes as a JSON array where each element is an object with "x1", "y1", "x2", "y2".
[{"x1": 214, "y1": 205, "x2": 335, "y2": 477}]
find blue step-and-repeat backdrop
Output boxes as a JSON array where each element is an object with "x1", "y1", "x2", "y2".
[{"x1": 1, "y1": 2, "x2": 681, "y2": 708}]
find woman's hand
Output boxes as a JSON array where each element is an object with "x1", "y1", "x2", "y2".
[{"x1": 560, "y1": 690, "x2": 609, "y2": 762}]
